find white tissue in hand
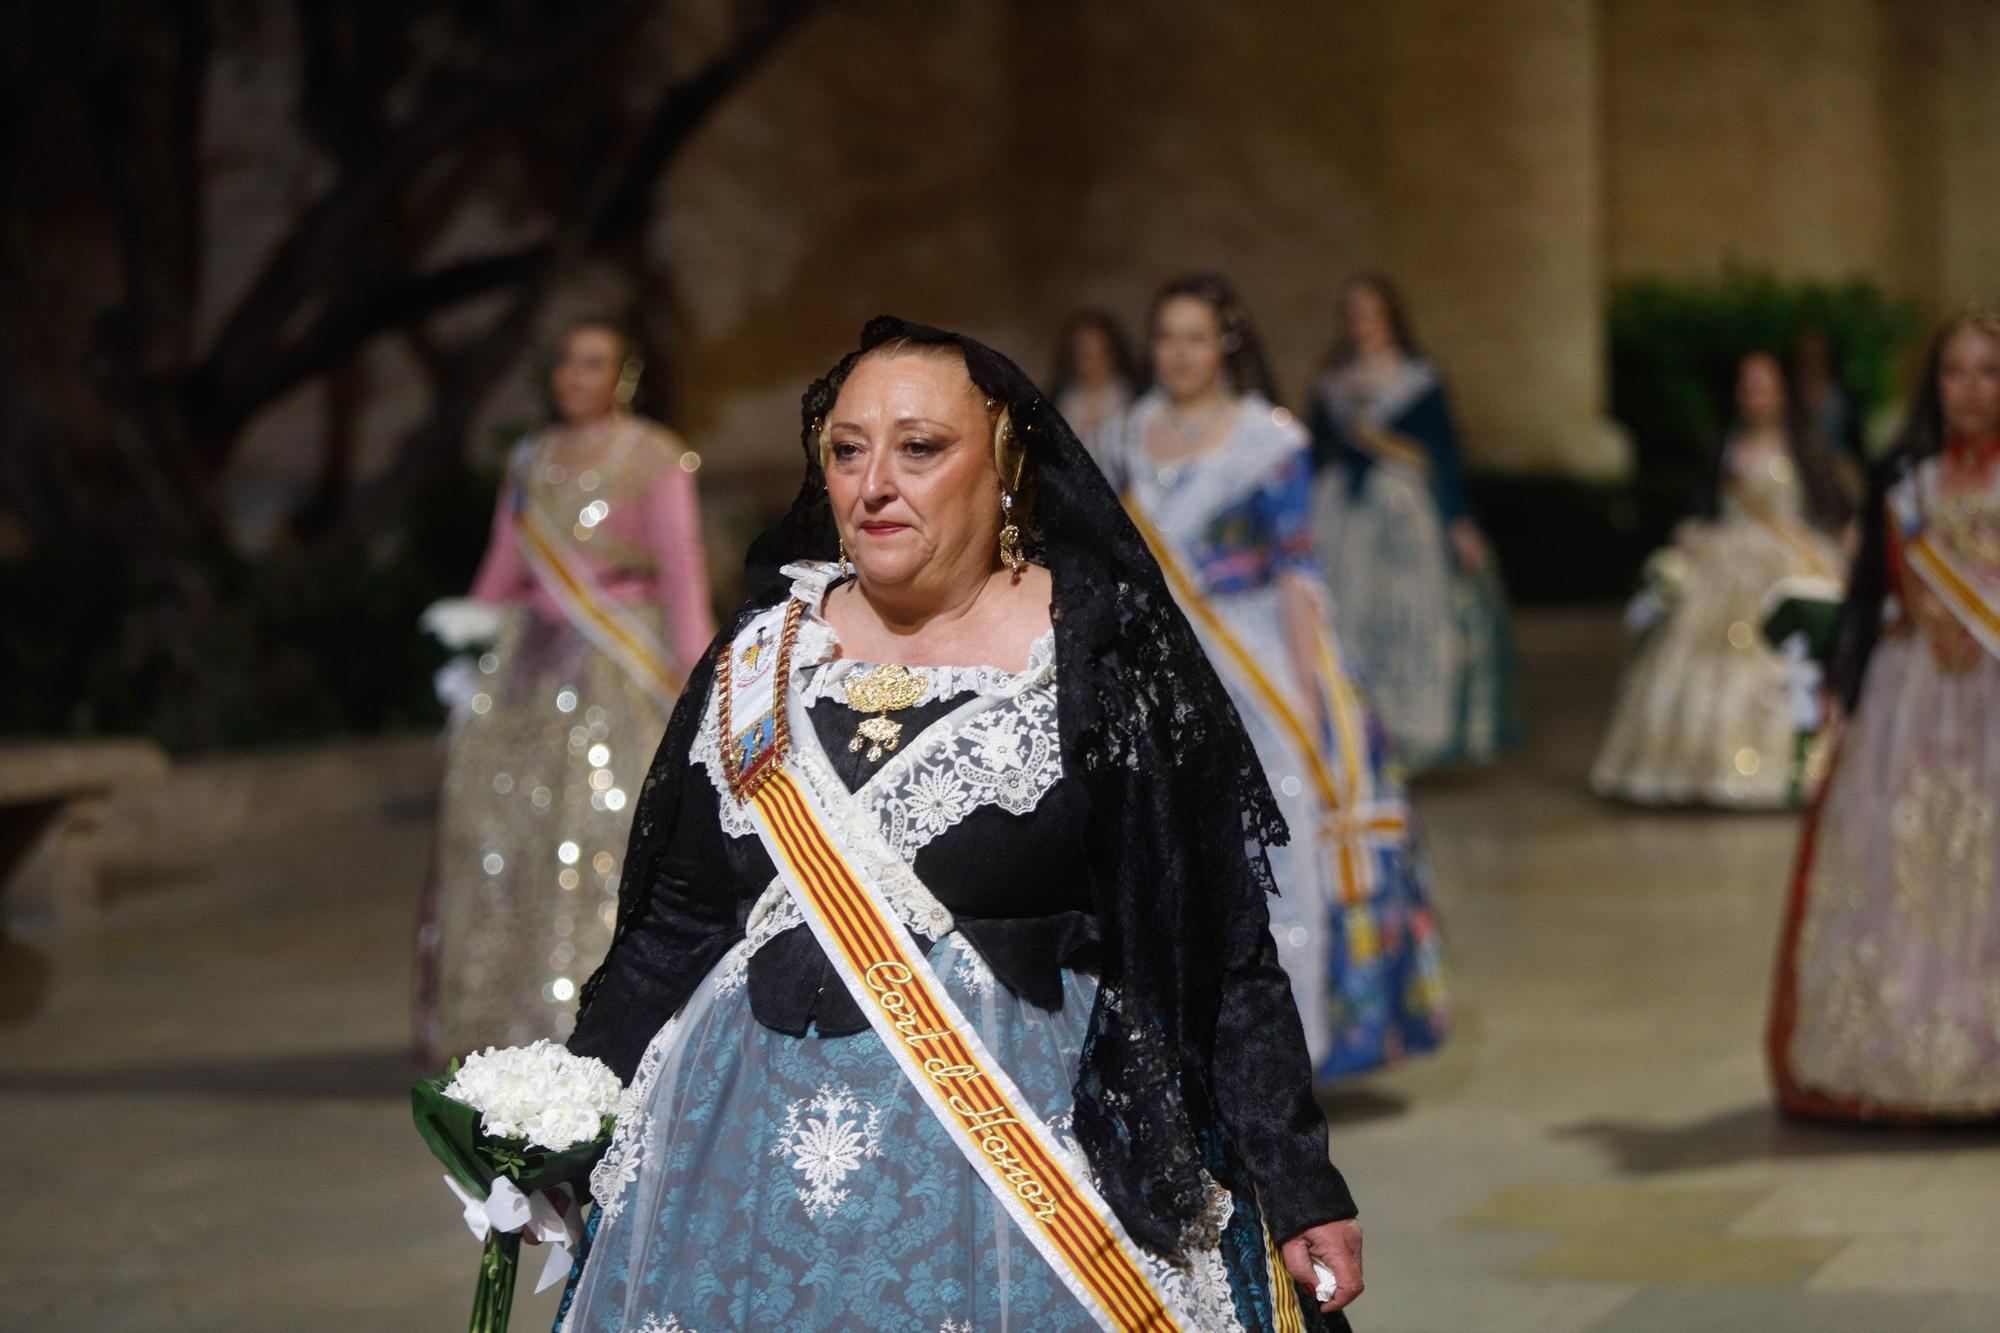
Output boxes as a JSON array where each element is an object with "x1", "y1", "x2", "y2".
[{"x1": 1313, "y1": 1260, "x2": 1339, "y2": 1302}]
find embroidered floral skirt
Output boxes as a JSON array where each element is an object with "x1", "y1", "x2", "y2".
[
  {"x1": 421, "y1": 607, "x2": 670, "y2": 1062},
  {"x1": 1313, "y1": 466, "x2": 1518, "y2": 772},
  {"x1": 554, "y1": 934, "x2": 1315, "y2": 1332},
  {"x1": 1206, "y1": 585, "x2": 1448, "y2": 1082},
  {"x1": 1770, "y1": 633, "x2": 2000, "y2": 1120}
]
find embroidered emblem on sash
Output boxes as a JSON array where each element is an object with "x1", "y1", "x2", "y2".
[
  {"x1": 739, "y1": 624, "x2": 774, "y2": 682},
  {"x1": 717, "y1": 599, "x2": 803, "y2": 802}
]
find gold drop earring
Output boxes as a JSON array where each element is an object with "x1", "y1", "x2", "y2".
[
  {"x1": 998, "y1": 493, "x2": 1025, "y2": 577},
  {"x1": 990, "y1": 404, "x2": 1026, "y2": 578}
]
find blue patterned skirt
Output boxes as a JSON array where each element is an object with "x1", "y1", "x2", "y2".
[{"x1": 554, "y1": 935, "x2": 1311, "y2": 1332}]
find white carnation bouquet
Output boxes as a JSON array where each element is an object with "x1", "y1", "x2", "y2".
[
  {"x1": 419, "y1": 598, "x2": 507, "y2": 713},
  {"x1": 413, "y1": 1040, "x2": 622, "y2": 1332}
]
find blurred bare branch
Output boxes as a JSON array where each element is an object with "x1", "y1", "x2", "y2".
[{"x1": 0, "y1": 0, "x2": 822, "y2": 744}]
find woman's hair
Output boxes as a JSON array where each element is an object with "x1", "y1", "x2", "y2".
[
  {"x1": 1721, "y1": 349, "x2": 1851, "y2": 530},
  {"x1": 1049, "y1": 308, "x2": 1138, "y2": 401},
  {"x1": 1830, "y1": 307, "x2": 2000, "y2": 710},
  {"x1": 1147, "y1": 272, "x2": 1282, "y2": 407},
  {"x1": 1789, "y1": 324, "x2": 1843, "y2": 385},
  {"x1": 1323, "y1": 271, "x2": 1423, "y2": 369},
  {"x1": 1887, "y1": 306, "x2": 2000, "y2": 463},
  {"x1": 561, "y1": 317, "x2": 639, "y2": 360},
  {"x1": 821, "y1": 335, "x2": 1026, "y2": 500}
]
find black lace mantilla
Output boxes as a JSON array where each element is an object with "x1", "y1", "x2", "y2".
[{"x1": 579, "y1": 317, "x2": 1353, "y2": 1255}]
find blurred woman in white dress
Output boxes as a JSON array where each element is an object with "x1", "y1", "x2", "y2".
[
  {"x1": 1050, "y1": 308, "x2": 1137, "y2": 444},
  {"x1": 1593, "y1": 352, "x2": 1852, "y2": 808}
]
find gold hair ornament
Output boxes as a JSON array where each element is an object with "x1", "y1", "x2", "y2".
[{"x1": 614, "y1": 356, "x2": 644, "y2": 409}]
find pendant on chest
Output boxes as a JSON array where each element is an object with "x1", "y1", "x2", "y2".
[
  {"x1": 849, "y1": 714, "x2": 905, "y2": 762},
  {"x1": 843, "y1": 662, "x2": 931, "y2": 763}
]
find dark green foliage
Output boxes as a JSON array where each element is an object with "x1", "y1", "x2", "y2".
[
  {"x1": 1761, "y1": 590, "x2": 1844, "y2": 664},
  {"x1": 0, "y1": 465, "x2": 501, "y2": 752},
  {"x1": 1468, "y1": 470, "x2": 1655, "y2": 603},
  {"x1": 1607, "y1": 265, "x2": 1914, "y2": 524},
  {"x1": 1480, "y1": 267, "x2": 1914, "y2": 603}
]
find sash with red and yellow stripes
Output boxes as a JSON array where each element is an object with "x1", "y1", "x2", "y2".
[
  {"x1": 1728, "y1": 479, "x2": 1842, "y2": 583},
  {"x1": 742, "y1": 762, "x2": 1185, "y2": 1331},
  {"x1": 1889, "y1": 468, "x2": 2000, "y2": 663},
  {"x1": 1125, "y1": 503, "x2": 1409, "y2": 913},
  {"x1": 1350, "y1": 423, "x2": 1431, "y2": 477},
  {"x1": 1906, "y1": 531, "x2": 2000, "y2": 661},
  {"x1": 514, "y1": 470, "x2": 683, "y2": 709},
  {"x1": 716, "y1": 585, "x2": 1321, "y2": 1331}
]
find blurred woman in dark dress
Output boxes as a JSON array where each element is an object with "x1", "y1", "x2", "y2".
[{"x1": 1306, "y1": 274, "x2": 1519, "y2": 771}]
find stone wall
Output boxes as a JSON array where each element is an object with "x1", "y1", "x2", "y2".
[
  {"x1": 213, "y1": 0, "x2": 2000, "y2": 542},
  {"x1": 1602, "y1": 0, "x2": 2000, "y2": 320},
  {"x1": 650, "y1": 1, "x2": 1387, "y2": 488},
  {"x1": 655, "y1": 0, "x2": 1620, "y2": 483}
]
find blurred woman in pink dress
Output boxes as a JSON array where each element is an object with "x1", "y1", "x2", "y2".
[
  {"x1": 1770, "y1": 309, "x2": 2000, "y2": 1121},
  {"x1": 419, "y1": 321, "x2": 714, "y2": 1060}
]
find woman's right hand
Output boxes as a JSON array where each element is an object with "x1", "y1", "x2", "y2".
[{"x1": 1282, "y1": 1217, "x2": 1364, "y2": 1314}]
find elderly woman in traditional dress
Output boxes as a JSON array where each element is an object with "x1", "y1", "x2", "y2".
[{"x1": 555, "y1": 318, "x2": 1365, "y2": 1330}]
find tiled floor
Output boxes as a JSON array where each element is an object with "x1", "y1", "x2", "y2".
[
  {"x1": 1330, "y1": 611, "x2": 2000, "y2": 1333},
  {"x1": 3, "y1": 608, "x2": 1996, "y2": 1331}
]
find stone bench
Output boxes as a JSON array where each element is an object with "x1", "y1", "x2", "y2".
[{"x1": 0, "y1": 739, "x2": 170, "y2": 930}]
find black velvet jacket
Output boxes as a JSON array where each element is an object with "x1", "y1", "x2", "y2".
[{"x1": 570, "y1": 672, "x2": 1358, "y2": 1246}]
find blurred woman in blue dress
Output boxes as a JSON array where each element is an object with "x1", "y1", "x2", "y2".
[
  {"x1": 1306, "y1": 274, "x2": 1519, "y2": 772},
  {"x1": 1096, "y1": 274, "x2": 1447, "y2": 1082}
]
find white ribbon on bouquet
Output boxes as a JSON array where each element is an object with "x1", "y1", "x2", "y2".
[
  {"x1": 441, "y1": 1175, "x2": 580, "y2": 1293},
  {"x1": 1777, "y1": 632, "x2": 1827, "y2": 733}
]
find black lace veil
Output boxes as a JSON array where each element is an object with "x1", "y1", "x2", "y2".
[{"x1": 737, "y1": 316, "x2": 1293, "y2": 1249}]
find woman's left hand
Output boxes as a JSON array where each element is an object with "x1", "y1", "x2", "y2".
[{"x1": 1282, "y1": 1217, "x2": 1363, "y2": 1314}]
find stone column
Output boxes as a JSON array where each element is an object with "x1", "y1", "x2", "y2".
[
  {"x1": 1375, "y1": 0, "x2": 1628, "y2": 477},
  {"x1": 1938, "y1": 0, "x2": 2000, "y2": 310}
]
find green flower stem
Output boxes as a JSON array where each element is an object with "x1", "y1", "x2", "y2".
[{"x1": 468, "y1": 1229, "x2": 521, "y2": 1333}]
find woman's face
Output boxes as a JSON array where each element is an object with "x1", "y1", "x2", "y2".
[
  {"x1": 552, "y1": 326, "x2": 624, "y2": 425},
  {"x1": 1344, "y1": 284, "x2": 1395, "y2": 358},
  {"x1": 1938, "y1": 325, "x2": 2000, "y2": 441},
  {"x1": 1150, "y1": 296, "x2": 1226, "y2": 402},
  {"x1": 1071, "y1": 324, "x2": 1116, "y2": 388},
  {"x1": 824, "y1": 353, "x2": 1001, "y2": 594},
  {"x1": 1735, "y1": 354, "x2": 1787, "y2": 429}
]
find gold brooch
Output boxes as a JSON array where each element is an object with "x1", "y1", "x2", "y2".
[{"x1": 842, "y1": 663, "x2": 929, "y2": 761}]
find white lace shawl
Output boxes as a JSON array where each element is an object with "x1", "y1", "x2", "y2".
[{"x1": 690, "y1": 562, "x2": 1063, "y2": 960}]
